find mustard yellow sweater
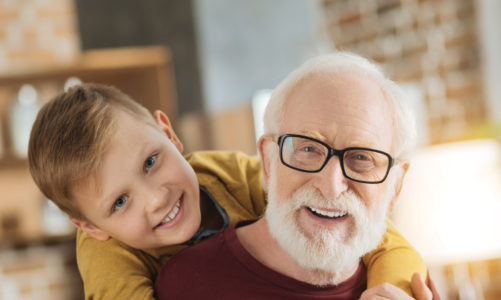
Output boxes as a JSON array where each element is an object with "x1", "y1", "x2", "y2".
[{"x1": 76, "y1": 151, "x2": 426, "y2": 299}]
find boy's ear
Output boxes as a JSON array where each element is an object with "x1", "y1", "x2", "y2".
[
  {"x1": 70, "y1": 217, "x2": 110, "y2": 241},
  {"x1": 387, "y1": 159, "x2": 410, "y2": 214},
  {"x1": 257, "y1": 135, "x2": 274, "y2": 189},
  {"x1": 153, "y1": 110, "x2": 183, "y2": 153}
]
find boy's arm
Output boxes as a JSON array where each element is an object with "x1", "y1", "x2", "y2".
[
  {"x1": 76, "y1": 229, "x2": 160, "y2": 300},
  {"x1": 362, "y1": 219, "x2": 427, "y2": 296}
]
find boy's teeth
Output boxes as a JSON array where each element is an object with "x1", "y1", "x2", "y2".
[
  {"x1": 158, "y1": 200, "x2": 181, "y2": 226},
  {"x1": 309, "y1": 207, "x2": 347, "y2": 218}
]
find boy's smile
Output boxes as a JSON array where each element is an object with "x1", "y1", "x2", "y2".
[
  {"x1": 71, "y1": 110, "x2": 202, "y2": 250},
  {"x1": 153, "y1": 196, "x2": 183, "y2": 230}
]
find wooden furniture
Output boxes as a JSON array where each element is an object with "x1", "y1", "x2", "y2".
[{"x1": 0, "y1": 46, "x2": 177, "y2": 244}]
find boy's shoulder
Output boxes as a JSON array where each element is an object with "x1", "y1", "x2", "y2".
[
  {"x1": 184, "y1": 150, "x2": 262, "y2": 186},
  {"x1": 76, "y1": 229, "x2": 177, "y2": 299},
  {"x1": 184, "y1": 150, "x2": 260, "y2": 172},
  {"x1": 184, "y1": 150, "x2": 267, "y2": 222},
  {"x1": 76, "y1": 229, "x2": 162, "y2": 273}
]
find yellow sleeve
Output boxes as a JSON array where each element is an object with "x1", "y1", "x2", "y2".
[
  {"x1": 362, "y1": 219, "x2": 427, "y2": 296},
  {"x1": 76, "y1": 229, "x2": 160, "y2": 300},
  {"x1": 187, "y1": 151, "x2": 267, "y2": 217}
]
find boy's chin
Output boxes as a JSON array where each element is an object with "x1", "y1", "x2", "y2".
[{"x1": 161, "y1": 213, "x2": 203, "y2": 247}]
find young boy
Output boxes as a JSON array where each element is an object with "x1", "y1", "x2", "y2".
[{"x1": 28, "y1": 84, "x2": 427, "y2": 299}]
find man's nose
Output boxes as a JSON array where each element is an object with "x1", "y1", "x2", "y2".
[{"x1": 312, "y1": 156, "x2": 349, "y2": 199}]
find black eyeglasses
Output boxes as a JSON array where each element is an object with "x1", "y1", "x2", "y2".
[{"x1": 276, "y1": 134, "x2": 395, "y2": 184}]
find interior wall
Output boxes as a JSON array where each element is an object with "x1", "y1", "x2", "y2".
[
  {"x1": 477, "y1": 0, "x2": 501, "y2": 124},
  {"x1": 193, "y1": 0, "x2": 330, "y2": 113},
  {"x1": 74, "y1": 0, "x2": 203, "y2": 116}
]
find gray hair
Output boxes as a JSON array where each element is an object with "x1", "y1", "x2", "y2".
[{"x1": 263, "y1": 52, "x2": 416, "y2": 158}]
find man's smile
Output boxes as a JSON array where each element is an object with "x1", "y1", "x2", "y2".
[
  {"x1": 300, "y1": 206, "x2": 350, "y2": 229},
  {"x1": 307, "y1": 206, "x2": 348, "y2": 219}
]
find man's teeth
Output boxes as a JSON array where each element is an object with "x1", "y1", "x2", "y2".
[
  {"x1": 159, "y1": 200, "x2": 181, "y2": 225},
  {"x1": 309, "y1": 207, "x2": 347, "y2": 218}
]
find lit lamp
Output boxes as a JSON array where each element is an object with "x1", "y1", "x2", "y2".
[{"x1": 392, "y1": 139, "x2": 501, "y2": 299}]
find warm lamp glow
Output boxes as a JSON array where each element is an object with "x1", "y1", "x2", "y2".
[
  {"x1": 392, "y1": 139, "x2": 501, "y2": 265},
  {"x1": 252, "y1": 89, "x2": 272, "y2": 141}
]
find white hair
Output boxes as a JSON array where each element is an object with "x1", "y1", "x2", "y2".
[{"x1": 263, "y1": 52, "x2": 416, "y2": 158}]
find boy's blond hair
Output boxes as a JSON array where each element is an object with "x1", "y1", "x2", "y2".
[{"x1": 28, "y1": 83, "x2": 156, "y2": 220}]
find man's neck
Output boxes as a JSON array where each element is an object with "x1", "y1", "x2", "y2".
[{"x1": 236, "y1": 218, "x2": 360, "y2": 286}]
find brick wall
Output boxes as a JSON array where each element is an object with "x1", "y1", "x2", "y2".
[
  {"x1": 323, "y1": 0, "x2": 485, "y2": 143},
  {"x1": 0, "y1": 0, "x2": 80, "y2": 73}
]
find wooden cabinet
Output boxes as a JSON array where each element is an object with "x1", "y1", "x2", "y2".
[{"x1": 0, "y1": 46, "x2": 177, "y2": 244}]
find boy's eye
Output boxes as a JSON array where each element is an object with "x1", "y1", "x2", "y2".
[
  {"x1": 144, "y1": 154, "x2": 158, "y2": 172},
  {"x1": 112, "y1": 195, "x2": 128, "y2": 212}
]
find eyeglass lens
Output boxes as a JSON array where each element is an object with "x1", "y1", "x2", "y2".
[{"x1": 280, "y1": 135, "x2": 390, "y2": 183}]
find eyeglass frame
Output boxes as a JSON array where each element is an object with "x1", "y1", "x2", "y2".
[{"x1": 276, "y1": 134, "x2": 396, "y2": 184}]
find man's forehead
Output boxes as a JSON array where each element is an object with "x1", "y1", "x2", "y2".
[
  {"x1": 290, "y1": 129, "x2": 387, "y2": 151},
  {"x1": 281, "y1": 73, "x2": 395, "y2": 151}
]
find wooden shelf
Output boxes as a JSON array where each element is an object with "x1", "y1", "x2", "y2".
[
  {"x1": 0, "y1": 153, "x2": 28, "y2": 169},
  {"x1": 0, "y1": 46, "x2": 177, "y2": 122},
  {"x1": 0, "y1": 231, "x2": 76, "y2": 250}
]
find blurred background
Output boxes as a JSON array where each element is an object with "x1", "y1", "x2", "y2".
[{"x1": 0, "y1": 0, "x2": 500, "y2": 299}]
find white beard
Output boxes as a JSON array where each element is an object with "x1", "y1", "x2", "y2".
[{"x1": 265, "y1": 165, "x2": 396, "y2": 280}]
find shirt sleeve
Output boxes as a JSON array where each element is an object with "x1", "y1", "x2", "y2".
[
  {"x1": 76, "y1": 230, "x2": 159, "y2": 300},
  {"x1": 362, "y1": 219, "x2": 428, "y2": 296},
  {"x1": 187, "y1": 151, "x2": 267, "y2": 217},
  {"x1": 236, "y1": 152, "x2": 267, "y2": 216}
]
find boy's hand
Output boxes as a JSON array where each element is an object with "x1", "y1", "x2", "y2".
[
  {"x1": 411, "y1": 272, "x2": 441, "y2": 300},
  {"x1": 360, "y1": 272, "x2": 440, "y2": 300},
  {"x1": 360, "y1": 282, "x2": 416, "y2": 300}
]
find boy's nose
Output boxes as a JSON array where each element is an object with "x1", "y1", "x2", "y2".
[
  {"x1": 143, "y1": 187, "x2": 169, "y2": 214},
  {"x1": 311, "y1": 156, "x2": 349, "y2": 199}
]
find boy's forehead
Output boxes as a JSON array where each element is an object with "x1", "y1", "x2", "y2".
[
  {"x1": 112, "y1": 108, "x2": 161, "y2": 136},
  {"x1": 115, "y1": 105, "x2": 156, "y2": 123},
  {"x1": 76, "y1": 111, "x2": 163, "y2": 208}
]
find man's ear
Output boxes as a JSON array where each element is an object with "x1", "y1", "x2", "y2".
[
  {"x1": 257, "y1": 135, "x2": 274, "y2": 188},
  {"x1": 387, "y1": 159, "x2": 410, "y2": 213},
  {"x1": 153, "y1": 110, "x2": 183, "y2": 153},
  {"x1": 70, "y1": 217, "x2": 110, "y2": 241}
]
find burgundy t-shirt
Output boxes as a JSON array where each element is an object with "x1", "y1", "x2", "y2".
[{"x1": 155, "y1": 221, "x2": 367, "y2": 299}]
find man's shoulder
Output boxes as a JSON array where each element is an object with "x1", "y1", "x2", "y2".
[
  {"x1": 155, "y1": 229, "x2": 231, "y2": 291},
  {"x1": 161, "y1": 227, "x2": 227, "y2": 269}
]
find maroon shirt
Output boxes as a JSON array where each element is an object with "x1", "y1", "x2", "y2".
[{"x1": 155, "y1": 221, "x2": 367, "y2": 299}]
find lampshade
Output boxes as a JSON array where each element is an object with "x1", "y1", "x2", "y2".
[{"x1": 392, "y1": 139, "x2": 501, "y2": 265}]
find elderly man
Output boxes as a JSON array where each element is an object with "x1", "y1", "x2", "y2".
[{"x1": 155, "y1": 52, "x2": 436, "y2": 299}]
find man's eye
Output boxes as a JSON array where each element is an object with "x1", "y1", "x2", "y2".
[
  {"x1": 355, "y1": 154, "x2": 369, "y2": 161},
  {"x1": 112, "y1": 195, "x2": 128, "y2": 212},
  {"x1": 144, "y1": 154, "x2": 158, "y2": 172},
  {"x1": 297, "y1": 144, "x2": 322, "y2": 155}
]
